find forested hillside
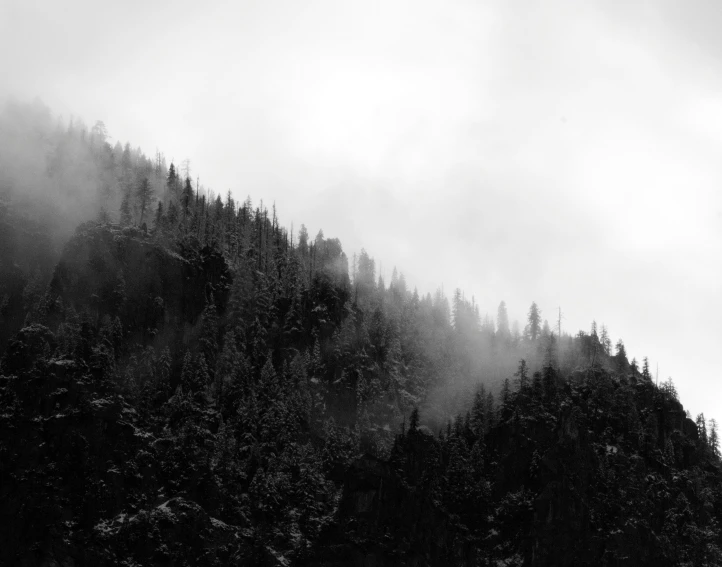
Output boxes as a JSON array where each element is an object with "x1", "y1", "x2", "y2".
[{"x1": 1, "y1": 101, "x2": 721, "y2": 566}]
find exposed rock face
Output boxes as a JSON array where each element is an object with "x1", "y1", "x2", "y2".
[
  {"x1": 47, "y1": 222, "x2": 231, "y2": 349},
  {"x1": 306, "y1": 433, "x2": 477, "y2": 567}
]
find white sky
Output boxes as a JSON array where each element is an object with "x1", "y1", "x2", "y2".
[{"x1": 2, "y1": 0, "x2": 721, "y2": 422}]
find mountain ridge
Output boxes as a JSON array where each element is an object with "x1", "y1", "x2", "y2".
[{"x1": 1, "y1": 102, "x2": 721, "y2": 566}]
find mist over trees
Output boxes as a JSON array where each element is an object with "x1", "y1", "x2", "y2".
[{"x1": 2, "y1": 100, "x2": 722, "y2": 565}]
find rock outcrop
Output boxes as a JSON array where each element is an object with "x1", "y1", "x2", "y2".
[{"x1": 46, "y1": 223, "x2": 232, "y2": 349}]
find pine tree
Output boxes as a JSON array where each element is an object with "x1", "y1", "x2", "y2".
[
  {"x1": 542, "y1": 319, "x2": 551, "y2": 338},
  {"x1": 542, "y1": 361, "x2": 556, "y2": 401},
  {"x1": 697, "y1": 413, "x2": 708, "y2": 445},
  {"x1": 212, "y1": 415, "x2": 236, "y2": 479},
  {"x1": 166, "y1": 200, "x2": 179, "y2": 228},
  {"x1": 166, "y1": 162, "x2": 178, "y2": 199},
  {"x1": 469, "y1": 439, "x2": 490, "y2": 514},
  {"x1": 661, "y1": 377, "x2": 678, "y2": 400},
  {"x1": 155, "y1": 347, "x2": 172, "y2": 403},
  {"x1": 444, "y1": 434, "x2": 473, "y2": 515},
  {"x1": 181, "y1": 351, "x2": 209, "y2": 395},
  {"x1": 531, "y1": 371, "x2": 544, "y2": 403},
  {"x1": 154, "y1": 201, "x2": 164, "y2": 231},
  {"x1": 180, "y1": 351, "x2": 195, "y2": 393},
  {"x1": 484, "y1": 391, "x2": 494, "y2": 430},
  {"x1": 615, "y1": 339, "x2": 626, "y2": 358},
  {"x1": 198, "y1": 299, "x2": 219, "y2": 376},
  {"x1": 496, "y1": 300, "x2": 510, "y2": 340},
  {"x1": 409, "y1": 407, "x2": 420, "y2": 431},
  {"x1": 258, "y1": 355, "x2": 280, "y2": 411},
  {"x1": 514, "y1": 359, "x2": 529, "y2": 390},
  {"x1": 216, "y1": 330, "x2": 245, "y2": 407},
  {"x1": 642, "y1": 357, "x2": 651, "y2": 381},
  {"x1": 470, "y1": 386, "x2": 486, "y2": 437},
  {"x1": 615, "y1": 339, "x2": 627, "y2": 371},
  {"x1": 600, "y1": 325, "x2": 611, "y2": 356},
  {"x1": 119, "y1": 190, "x2": 132, "y2": 226},
  {"x1": 181, "y1": 176, "x2": 193, "y2": 218},
  {"x1": 97, "y1": 207, "x2": 110, "y2": 224},
  {"x1": 136, "y1": 176, "x2": 153, "y2": 225},
  {"x1": 287, "y1": 353, "x2": 311, "y2": 427},
  {"x1": 501, "y1": 378, "x2": 511, "y2": 409},
  {"x1": 709, "y1": 419, "x2": 720, "y2": 457},
  {"x1": 527, "y1": 302, "x2": 541, "y2": 342}
]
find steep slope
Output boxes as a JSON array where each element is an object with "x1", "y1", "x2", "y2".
[
  {"x1": 46, "y1": 222, "x2": 231, "y2": 355},
  {"x1": 1, "y1": 104, "x2": 721, "y2": 565},
  {"x1": 3, "y1": 219, "x2": 721, "y2": 566},
  {"x1": 307, "y1": 369, "x2": 722, "y2": 566},
  {"x1": 0, "y1": 225, "x2": 240, "y2": 566}
]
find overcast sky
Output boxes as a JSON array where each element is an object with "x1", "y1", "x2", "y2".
[{"x1": 2, "y1": 0, "x2": 721, "y2": 422}]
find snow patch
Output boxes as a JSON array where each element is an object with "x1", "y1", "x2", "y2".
[
  {"x1": 210, "y1": 516, "x2": 230, "y2": 530},
  {"x1": 266, "y1": 546, "x2": 290, "y2": 566}
]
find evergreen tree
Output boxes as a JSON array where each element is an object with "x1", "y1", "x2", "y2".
[
  {"x1": 697, "y1": 413, "x2": 708, "y2": 445},
  {"x1": 661, "y1": 377, "x2": 678, "y2": 400},
  {"x1": 527, "y1": 302, "x2": 541, "y2": 342},
  {"x1": 496, "y1": 300, "x2": 510, "y2": 340},
  {"x1": 470, "y1": 385, "x2": 486, "y2": 437},
  {"x1": 212, "y1": 415, "x2": 236, "y2": 479},
  {"x1": 542, "y1": 319, "x2": 551, "y2": 338},
  {"x1": 119, "y1": 190, "x2": 132, "y2": 226},
  {"x1": 154, "y1": 201, "x2": 164, "y2": 231},
  {"x1": 615, "y1": 339, "x2": 626, "y2": 359},
  {"x1": 542, "y1": 361, "x2": 556, "y2": 401},
  {"x1": 166, "y1": 200, "x2": 179, "y2": 228},
  {"x1": 600, "y1": 324, "x2": 611, "y2": 355},
  {"x1": 166, "y1": 162, "x2": 178, "y2": 198},
  {"x1": 136, "y1": 176, "x2": 153, "y2": 225},
  {"x1": 181, "y1": 176, "x2": 193, "y2": 218},
  {"x1": 709, "y1": 419, "x2": 720, "y2": 457},
  {"x1": 444, "y1": 434, "x2": 473, "y2": 515},
  {"x1": 642, "y1": 357, "x2": 651, "y2": 381},
  {"x1": 181, "y1": 351, "x2": 209, "y2": 395},
  {"x1": 409, "y1": 406, "x2": 420, "y2": 431},
  {"x1": 501, "y1": 378, "x2": 511, "y2": 409},
  {"x1": 97, "y1": 207, "x2": 110, "y2": 223},
  {"x1": 154, "y1": 347, "x2": 172, "y2": 403},
  {"x1": 615, "y1": 339, "x2": 627, "y2": 371},
  {"x1": 630, "y1": 357, "x2": 639, "y2": 374},
  {"x1": 514, "y1": 359, "x2": 529, "y2": 390},
  {"x1": 198, "y1": 299, "x2": 219, "y2": 376},
  {"x1": 258, "y1": 356, "x2": 280, "y2": 411},
  {"x1": 485, "y1": 391, "x2": 494, "y2": 429}
]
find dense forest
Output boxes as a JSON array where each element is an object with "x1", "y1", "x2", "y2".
[{"x1": 1, "y1": 101, "x2": 722, "y2": 566}]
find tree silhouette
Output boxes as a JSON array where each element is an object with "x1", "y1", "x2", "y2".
[{"x1": 527, "y1": 302, "x2": 541, "y2": 342}]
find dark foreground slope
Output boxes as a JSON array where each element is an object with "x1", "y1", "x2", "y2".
[
  {"x1": 307, "y1": 369, "x2": 722, "y2": 566},
  {"x1": 1, "y1": 220, "x2": 722, "y2": 567}
]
